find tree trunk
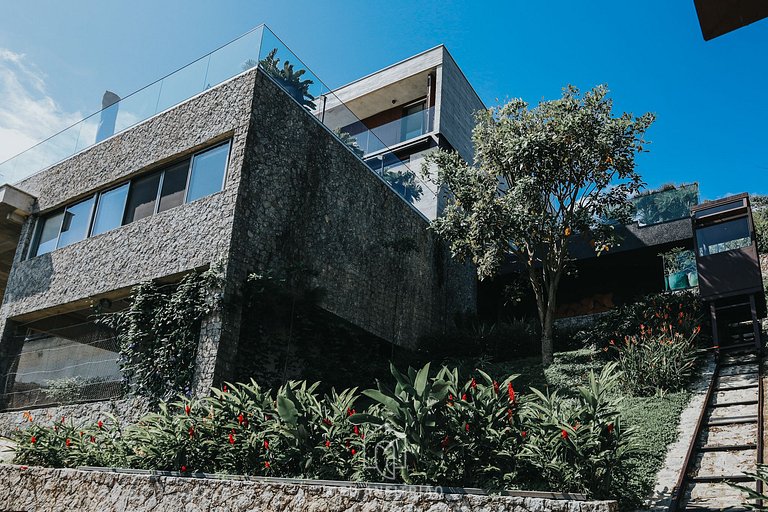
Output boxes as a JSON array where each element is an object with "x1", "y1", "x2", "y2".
[{"x1": 541, "y1": 306, "x2": 555, "y2": 366}]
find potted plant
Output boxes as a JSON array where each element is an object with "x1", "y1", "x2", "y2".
[{"x1": 659, "y1": 248, "x2": 695, "y2": 290}]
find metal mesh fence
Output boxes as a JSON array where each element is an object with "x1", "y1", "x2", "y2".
[{"x1": 1, "y1": 313, "x2": 124, "y2": 411}]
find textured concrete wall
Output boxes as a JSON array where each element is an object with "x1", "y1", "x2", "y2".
[
  {"x1": 0, "y1": 466, "x2": 618, "y2": 512},
  {"x1": 436, "y1": 49, "x2": 485, "y2": 164}
]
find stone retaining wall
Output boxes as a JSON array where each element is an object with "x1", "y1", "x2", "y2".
[{"x1": 0, "y1": 465, "x2": 617, "y2": 512}]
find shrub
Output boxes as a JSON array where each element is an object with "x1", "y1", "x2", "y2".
[
  {"x1": 610, "y1": 328, "x2": 701, "y2": 396},
  {"x1": 520, "y1": 362, "x2": 636, "y2": 498}
]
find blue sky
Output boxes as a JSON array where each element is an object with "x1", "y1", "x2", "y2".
[{"x1": 0, "y1": 0, "x2": 766, "y2": 199}]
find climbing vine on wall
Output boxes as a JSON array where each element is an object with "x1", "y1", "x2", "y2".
[{"x1": 96, "y1": 267, "x2": 223, "y2": 403}]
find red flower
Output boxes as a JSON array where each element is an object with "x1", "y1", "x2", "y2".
[
  {"x1": 65, "y1": 438, "x2": 71, "y2": 447},
  {"x1": 461, "y1": 393, "x2": 467, "y2": 401},
  {"x1": 79, "y1": 431, "x2": 84, "y2": 437},
  {"x1": 324, "y1": 440, "x2": 331, "y2": 448},
  {"x1": 188, "y1": 426, "x2": 195, "y2": 438},
  {"x1": 347, "y1": 408, "x2": 356, "y2": 417},
  {"x1": 238, "y1": 413, "x2": 245, "y2": 425},
  {"x1": 263, "y1": 439, "x2": 269, "y2": 450},
  {"x1": 185, "y1": 404, "x2": 191, "y2": 415},
  {"x1": 222, "y1": 385, "x2": 228, "y2": 393},
  {"x1": 353, "y1": 425, "x2": 360, "y2": 436},
  {"x1": 322, "y1": 418, "x2": 332, "y2": 426},
  {"x1": 181, "y1": 465, "x2": 187, "y2": 472},
  {"x1": 470, "y1": 378, "x2": 477, "y2": 389},
  {"x1": 97, "y1": 420, "x2": 104, "y2": 429},
  {"x1": 30, "y1": 436, "x2": 36, "y2": 444},
  {"x1": 521, "y1": 430, "x2": 527, "y2": 438},
  {"x1": 90, "y1": 436, "x2": 96, "y2": 443},
  {"x1": 351, "y1": 448, "x2": 357, "y2": 456},
  {"x1": 561, "y1": 429, "x2": 569, "y2": 439},
  {"x1": 264, "y1": 461, "x2": 270, "y2": 468},
  {"x1": 61, "y1": 416, "x2": 66, "y2": 423},
  {"x1": 609, "y1": 339, "x2": 615, "y2": 346},
  {"x1": 493, "y1": 381, "x2": 500, "y2": 394},
  {"x1": 508, "y1": 382, "x2": 516, "y2": 403},
  {"x1": 229, "y1": 433, "x2": 235, "y2": 445},
  {"x1": 448, "y1": 394, "x2": 453, "y2": 401},
  {"x1": 465, "y1": 423, "x2": 470, "y2": 432},
  {"x1": 345, "y1": 440, "x2": 350, "y2": 448},
  {"x1": 441, "y1": 435, "x2": 450, "y2": 448},
  {"x1": 607, "y1": 423, "x2": 614, "y2": 433}
]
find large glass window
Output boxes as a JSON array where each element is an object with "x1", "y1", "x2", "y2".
[
  {"x1": 32, "y1": 211, "x2": 64, "y2": 257},
  {"x1": 401, "y1": 102, "x2": 425, "y2": 141},
  {"x1": 697, "y1": 218, "x2": 752, "y2": 256},
  {"x1": 57, "y1": 196, "x2": 96, "y2": 249},
  {"x1": 158, "y1": 159, "x2": 190, "y2": 212},
  {"x1": 91, "y1": 183, "x2": 129, "y2": 236},
  {"x1": 186, "y1": 142, "x2": 229, "y2": 203},
  {"x1": 123, "y1": 172, "x2": 161, "y2": 224}
]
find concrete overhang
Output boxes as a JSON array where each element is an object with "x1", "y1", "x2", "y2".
[{"x1": 0, "y1": 184, "x2": 36, "y2": 298}]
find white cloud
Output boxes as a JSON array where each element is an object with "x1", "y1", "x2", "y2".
[{"x1": 0, "y1": 49, "x2": 84, "y2": 183}]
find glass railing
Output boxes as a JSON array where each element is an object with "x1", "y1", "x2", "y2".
[
  {"x1": 631, "y1": 183, "x2": 699, "y2": 226},
  {"x1": 338, "y1": 107, "x2": 434, "y2": 156},
  {"x1": 0, "y1": 25, "x2": 438, "y2": 220}
]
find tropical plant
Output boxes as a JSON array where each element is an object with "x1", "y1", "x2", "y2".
[
  {"x1": 728, "y1": 464, "x2": 768, "y2": 510},
  {"x1": 424, "y1": 85, "x2": 655, "y2": 365},
  {"x1": 333, "y1": 129, "x2": 364, "y2": 158},
  {"x1": 520, "y1": 362, "x2": 636, "y2": 498},
  {"x1": 255, "y1": 48, "x2": 316, "y2": 109},
  {"x1": 382, "y1": 167, "x2": 423, "y2": 204},
  {"x1": 659, "y1": 247, "x2": 696, "y2": 275},
  {"x1": 632, "y1": 183, "x2": 699, "y2": 225}
]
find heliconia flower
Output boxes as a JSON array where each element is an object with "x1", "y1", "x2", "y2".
[
  {"x1": 441, "y1": 435, "x2": 450, "y2": 448},
  {"x1": 30, "y1": 436, "x2": 36, "y2": 444},
  {"x1": 607, "y1": 423, "x2": 614, "y2": 433},
  {"x1": 324, "y1": 440, "x2": 331, "y2": 448},
  {"x1": 521, "y1": 431, "x2": 527, "y2": 438},
  {"x1": 345, "y1": 440, "x2": 350, "y2": 448},
  {"x1": 61, "y1": 416, "x2": 66, "y2": 423},
  {"x1": 90, "y1": 436, "x2": 96, "y2": 443},
  {"x1": 222, "y1": 385, "x2": 228, "y2": 393},
  {"x1": 508, "y1": 382, "x2": 516, "y2": 403},
  {"x1": 262, "y1": 439, "x2": 269, "y2": 450},
  {"x1": 185, "y1": 404, "x2": 191, "y2": 415},
  {"x1": 181, "y1": 465, "x2": 187, "y2": 472},
  {"x1": 353, "y1": 425, "x2": 360, "y2": 436},
  {"x1": 188, "y1": 426, "x2": 194, "y2": 438},
  {"x1": 351, "y1": 448, "x2": 357, "y2": 456},
  {"x1": 461, "y1": 393, "x2": 468, "y2": 401},
  {"x1": 465, "y1": 423, "x2": 470, "y2": 432},
  {"x1": 470, "y1": 378, "x2": 477, "y2": 389},
  {"x1": 493, "y1": 381, "x2": 500, "y2": 394},
  {"x1": 347, "y1": 408, "x2": 356, "y2": 417},
  {"x1": 264, "y1": 461, "x2": 270, "y2": 468},
  {"x1": 97, "y1": 420, "x2": 104, "y2": 429},
  {"x1": 448, "y1": 394, "x2": 453, "y2": 401},
  {"x1": 561, "y1": 429, "x2": 568, "y2": 439},
  {"x1": 609, "y1": 339, "x2": 615, "y2": 345},
  {"x1": 238, "y1": 413, "x2": 245, "y2": 425},
  {"x1": 65, "y1": 438, "x2": 71, "y2": 447},
  {"x1": 229, "y1": 433, "x2": 235, "y2": 445},
  {"x1": 322, "y1": 418, "x2": 332, "y2": 426},
  {"x1": 694, "y1": 325, "x2": 701, "y2": 334}
]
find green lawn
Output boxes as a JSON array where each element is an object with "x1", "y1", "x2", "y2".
[{"x1": 481, "y1": 348, "x2": 692, "y2": 510}]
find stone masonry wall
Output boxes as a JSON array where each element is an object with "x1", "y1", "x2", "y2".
[
  {"x1": 226, "y1": 72, "x2": 476, "y2": 352},
  {"x1": 0, "y1": 466, "x2": 617, "y2": 512}
]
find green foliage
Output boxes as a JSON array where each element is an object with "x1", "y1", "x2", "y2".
[
  {"x1": 424, "y1": 85, "x2": 654, "y2": 364},
  {"x1": 257, "y1": 48, "x2": 316, "y2": 109},
  {"x1": 610, "y1": 329, "x2": 701, "y2": 396},
  {"x1": 728, "y1": 464, "x2": 768, "y2": 509},
  {"x1": 658, "y1": 247, "x2": 696, "y2": 275},
  {"x1": 381, "y1": 167, "x2": 423, "y2": 204},
  {"x1": 333, "y1": 129, "x2": 364, "y2": 158},
  {"x1": 9, "y1": 361, "x2": 632, "y2": 501},
  {"x1": 96, "y1": 268, "x2": 222, "y2": 403},
  {"x1": 521, "y1": 363, "x2": 636, "y2": 498},
  {"x1": 632, "y1": 183, "x2": 699, "y2": 225},
  {"x1": 753, "y1": 194, "x2": 768, "y2": 254}
]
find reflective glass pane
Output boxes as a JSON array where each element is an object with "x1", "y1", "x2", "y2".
[
  {"x1": 33, "y1": 211, "x2": 64, "y2": 257},
  {"x1": 186, "y1": 142, "x2": 230, "y2": 203},
  {"x1": 697, "y1": 218, "x2": 751, "y2": 256},
  {"x1": 57, "y1": 196, "x2": 96, "y2": 249},
  {"x1": 694, "y1": 200, "x2": 745, "y2": 219},
  {"x1": 158, "y1": 160, "x2": 190, "y2": 212},
  {"x1": 124, "y1": 172, "x2": 161, "y2": 224},
  {"x1": 91, "y1": 184, "x2": 129, "y2": 236},
  {"x1": 402, "y1": 103, "x2": 425, "y2": 140}
]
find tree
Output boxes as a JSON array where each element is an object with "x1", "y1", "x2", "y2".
[
  {"x1": 752, "y1": 194, "x2": 768, "y2": 254},
  {"x1": 424, "y1": 85, "x2": 655, "y2": 365}
]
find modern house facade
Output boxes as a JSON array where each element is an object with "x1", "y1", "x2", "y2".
[{"x1": 0, "y1": 29, "x2": 479, "y2": 412}]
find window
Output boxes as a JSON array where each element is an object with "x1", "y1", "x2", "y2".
[
  {"x1": 57, "y1": 196, "x2": 96, "y2": 249},
  {"x1": 28, "y1": 139, "x2": 231, "y2": 258},
  {"x1": 694, "y1": 200, "x2": 745, "y2": 219},
  {"x1": 91, "y1": 183, "x2": 129, "y2": 236},
  {"x1": 158, "y1": 159, "x2": 190, "y2": 212},
  {"x1": 123, "y1": 172, "x2": 161, "y2": 224},
  {"x1": 401, "y1": 102, "x2": 425, "y2": 141},
  {"x1": 186, "y1": 142, "x2": 229, "y2": 203},
  {"x1": 696, "y1": 218, "x2": 752, "y2": 256},
  {"x1": 32, "y1": 211, "x2": 64, "y2": 257}
]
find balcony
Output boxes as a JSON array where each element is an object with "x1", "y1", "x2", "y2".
[{"x1": 340, "y1": 106, "x2": 434, "y2": 156}]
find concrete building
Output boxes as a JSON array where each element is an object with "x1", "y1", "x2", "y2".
[{"x1": 0, "y1": 32, "x2": 481, "y2": 412}]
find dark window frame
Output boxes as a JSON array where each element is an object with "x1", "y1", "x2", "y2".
[{"x1": 27, "y1": 139, "x2": 231, "y2": 259}]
